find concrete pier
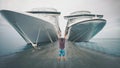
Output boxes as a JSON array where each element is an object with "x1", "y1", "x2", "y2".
[{"x1": 0, "y1": 41, "x2": 120, "y2": 68}]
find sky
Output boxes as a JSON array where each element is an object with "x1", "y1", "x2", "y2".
[{"x1": 0, "y1": 0, "x2": 120, "y2": 38}]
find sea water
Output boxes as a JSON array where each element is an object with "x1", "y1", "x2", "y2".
[
  {"x1": 0, "y1": 27, "x2": 27, "y2": 56},
  {"x1": 75, "y1": 38, "x2": 120, "y2": 56},
  {"x1": 0, "y1": 37, "x2": 120, "y2": 57}
]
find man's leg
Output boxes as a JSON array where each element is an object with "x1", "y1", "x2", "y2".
[
  {"x1": 58, "y1": 52, "x2": 61, "y2": 62},
  {"x1": 61, "y1": 55, "x2": 65, "y2": 61},
  {"x1": 62, "y1": 50, "x2": 66, "y2": 61},
  {"x1": 58, "y1": 56, "x2": 61, "y2": 62}
]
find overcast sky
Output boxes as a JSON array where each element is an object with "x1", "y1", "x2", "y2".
[{"x1": 0, "y1": 0, "x2": 120, "y2": 38}]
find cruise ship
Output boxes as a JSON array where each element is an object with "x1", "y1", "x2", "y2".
[
  {"x1": 64, "y1": 11, "x2": 106, "y2": 42},
  {"x1": 0, "y1": 8, "x2": 61, "y2": 47}
]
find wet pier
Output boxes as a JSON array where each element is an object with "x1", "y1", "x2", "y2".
[{"x1": 0, "y1": 41, "x2": 120, "y2": 68}]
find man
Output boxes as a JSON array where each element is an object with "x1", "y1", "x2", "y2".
[{"x1": 58, "y1": 38, "x2": 66, "y2": 61}]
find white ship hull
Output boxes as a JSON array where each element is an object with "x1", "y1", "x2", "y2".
[
  {"x1": 65, "y1": 11, "x2": 106, "y2": 42},
  {"x1": 66, "y1": 19, "x2": 106, "y2": 42},
  {"x1": 1, "y1": 10, "x2": 60, "y2": 45}
]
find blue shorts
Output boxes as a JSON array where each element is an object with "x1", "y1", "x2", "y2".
[{"x1": 59, "y1": 49, "x2": 65, "y2": 56}]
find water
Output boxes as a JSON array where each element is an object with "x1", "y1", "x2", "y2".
[
  {"x1": 0, "y1": 26, "x2": 27, "y2": 56},
  {"x1": 1, "y1": 37, "x2": 120, "y2": 57},
  {"x1": 75, "y1": 38, "x2": 120, "y2": 56}
]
